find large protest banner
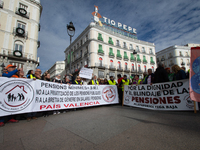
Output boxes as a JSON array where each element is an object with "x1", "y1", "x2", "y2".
[
  {"x1": 190, "y1": 47, "x2": 200, "y2": 102},
  {"x1": 0, "y1": 77, "x2": 118, "y2": 117},
  {"x1": 123, "y1": 79, "x2": 199, "y2": 111}
]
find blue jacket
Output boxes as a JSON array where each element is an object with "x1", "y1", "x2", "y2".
[
  {"x1": 175, "y1": 70, "x2": 186, "y2": 80},
  {"x1": 2, "y1": 69, "x2": 18, "y2": 78}
]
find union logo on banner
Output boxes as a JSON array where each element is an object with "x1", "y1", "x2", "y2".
[
  {"x1": 102, "y1": 86, "x2": 116, "y2": 102},
  {"x1": 0, "y1": 80, "x2": 34, "y2": 112},
  {"x1": 190, "y1": 47, "x2": 200, "y2": 102}
]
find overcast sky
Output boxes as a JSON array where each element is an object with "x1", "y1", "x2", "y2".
[{"x1": 38, "y1": 0, "x2": 200, "y2": 72}]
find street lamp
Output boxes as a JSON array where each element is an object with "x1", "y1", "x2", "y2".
[
  {"x1": 67, "y1": 21, "x2": 75, "y2": 73},
  {"x1": 133, "y1": 50, "x2": 137, "y2": 75}
]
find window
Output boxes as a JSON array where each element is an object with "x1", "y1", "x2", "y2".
[
  {"x1": 17, "y1": 22, "x2": 26, "y2": 30},
  {"x1": 77, "y1": 64, "x2": 79, "y2": 69},
  {"x1": 117, "y1": 50, "x2": 122, "y2": 58},
  {"x1": 98, "y1": 71, "x2": 104, "y2": 78},
  {"x1": 108, "y1": 37, "x2": 113, "y2": 45},
  {"x1": 142, "y1": 47, "x2": 145, "y2": 53},
  {"x1": 109, "y1": 72, "x2": 115, "y2": 77},
  {"x1": 109, "y1": 48, "x2": 114, "y2": 56},
  {"x1": 149, "y1": 48, "x2": 153, "y2": 54},
  {"x1": 136, "y1": 46, "x2": 139, "y2": 52},
  {"x1": 74, "y1": 46, "x2": 76, "y2": 50},
  {"x1": 138, "y1": 65, "x2": 141, "y2": 72},
  {"x1": 76, "y1": 52, "x2": 79, "y2": 59},
  {"x1": 116, "y1": 40, "x2": 120, "y2": 46},
  {"x1": 86, "y1": 35, "x2": 88, "y2": 41},
  {"x1": 143, "y1": 55, "x2": 147, "y2": 63},
  {"x1": 179, "y1": 51, "x2": 183, "y2": 56},
  {"x1": 98, "y1": 33, "x2": 103, "y2": 41},
  {"x1": 19, "y1": 3, "x2": 28, "y2": 10},
  {"x1": 99, "y1": 57, "x2": 103, "y2": 66},
  {"x1": 123, "y1": 42, "x2": 127, "y2": 48},
  {"x1": 130, "y1": 44, "x2": 133, "y2": 50},
  {"x1": 110, "y1": 59, "x2": 114, "y2": 67},
  {"x1": 132, "y1": 64, "x2": 134, "y2": 71},
  {"x1": 15, "y1": 43, "x2": 23, "y2": 52},
  {"x1": 80, "y1": 62, "x2": 82, "y2": 67},
  {"x1": 186, "y1": 52, "x2": 188, "y2": 56},
  {"x1": 144, "y1": 65, "x2": 147, "y2": 72},
  {"x1": 124, "y1": 51, "x2": 128, "y2": 59},
  {"x1": 125, "y1": 62, "x2": 128, "y2": 70},
  {"x1": 118, "y1": 61, "x2": 121, "y2": 69},
  {"x1": 152, "y1": 66, "x2": 154, "y2": 72},
  {"x1": 98, "y1": 44, "x2": 104, "y2": 54}
]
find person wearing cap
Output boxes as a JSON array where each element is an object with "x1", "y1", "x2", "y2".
[
  {"x1": 2, "y1": 64, "x2": 22, "y2": 78},
  {"x1": 108, "y1": 76, "x2": 117, "y2": 85}
]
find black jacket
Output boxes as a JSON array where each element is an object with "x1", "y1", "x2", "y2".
[{"x1": 154, "y1": 67, "x2": 169, "y2": 83}]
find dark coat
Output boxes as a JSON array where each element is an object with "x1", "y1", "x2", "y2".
[
  {"x1": 143, "y1": 73, "x2": 155, "y2": 84},
  {"x1": 154, "y1": 67, "x2": 169, "y2": 83},
  {"x1": 175, "y1": 70, "x2": 186, "y2": 80}
]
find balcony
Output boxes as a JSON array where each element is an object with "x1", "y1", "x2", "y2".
[
  {"x1": 143, "y1": 60, "x2": 147, "y2": 64},
  {"x1": 117, "y1": 66, "x2": 123, "y2": 71},
  {"x1": 109, "y1": 65, "x2": 116, "y2": 71},
  {"x1": 95, "y1": 63, "x2": 107, "y2": 69},
  {"x1": 15, "y1": 7, "x2": 30, "y2": 19},
  {"x1": 138, "y1": 70, "x2": 143, "y2": 73},
  {"x1": 124, "y1": 68, "x2": 130, "y2": 72},
  {"x1": 136, "y1": 49, "x2": 140, "y2": 52},
  {"x1": 0, "y1": 48, "x2": 34, "y2": 61},
  {"x1": 109, "y1": 52, "x2": 115, "y2": 58},
  {"x1": 137, "y1": 58, "x2": 141, "y2": 63},
  {"x1": 123, "y1": 45, "x2": 127, "y2": 49},
  {"x1": 131, "y1": 69, "x2": 136, "y2": 73},
  {"x1": 0, "y1": 0, "x2": 4, "y2": 8},
  {"x1": 149, "y1": 51, "x2": 154, "y2": 55},
  {"x1": 179, "y1": 53, "x2": 183, "y2": 57},
  {"x1": 108, "y1": 40, "x2": 113, "y2": 45},
  {"x1": 98, "y1": 49, "x2": 104, "y2": 56},
  {"x1": 13, "y1": 27, "x2": 28, "y2": 39},
  {"x1": 181, "y1": 62, "x2": 185, "y2": 66},
  {"x1": 116, "y1": 43, "x2": 121, "y2": 47},
  {"x1": 142, "y1": 51, "x2": 146, "y2": 54},
  {"x1": 150, "y1": 61, "x2": 155, "y2": 65},
  {"x1": 116, "y1": 54, "x2": 122, "y2": 60},
  {"x1": 123, "y1": 56, "x2": 129, "y2": 61},
  {"x1": 98, "y1": 36, "x2": 103, "y2": 41},
  {"x1": 130, "y1": 57, "x2": 135, "y2": 62}
]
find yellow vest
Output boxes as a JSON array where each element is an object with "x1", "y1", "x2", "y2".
[
  {"x1": 122, "y1": 79, "x2": 129, "y2": 91},
  {"x1": 92, "y1": 80, "x2": 99, "y2": 85},
  {"x1": 108, "y1": 80, "x2": 117, "y2": 85},
  {"x1": 30, "y1": 74, "x2": 36, "y2": 79},
  {"x1": 75, "y1": 80, "x2": 82, "y2": 85}
]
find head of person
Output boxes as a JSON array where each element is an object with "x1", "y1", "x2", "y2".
[
  {"x1": 100, "y1": 79, "x2": 104, "y2": 84},
  {"x1": 65, "y1": 76, "x2": 70, "y2": 82},
  {"x1": 104, "y1": 78, "x2": 108, "y2": 83},
  {"x1": 6, "y1": 64, "x2": 16, "y2": 72},
  {"x1": 27, "y1": 70, "x2": 33, "y2": 75},
  {"x1": 18, "y1": 70, "x2": 24, "y2": 78},
  {"x1": 56, "y1": 74, "x2": 61, "y2": 79},
  {"x1": 148, "y1": 69, "x2": 152, "y2": 75},
  {"x1": 76, "y1": 76, "x2": 81, "y2": 82},
  {"x1": 158, "y1": 62, "x2": 164, "y2": 68},
  {"x1": 97, "y1": 78, "x2": 100, "y2": 82},
  {"x1": 45, "y1": 73, "x2": 50, "y2": 80},
  {"x1": 143, "y1": 72, "x2": 147, "y2": 77},
  {"x1": 165, "y1": 68, "x2": 171, "y2": 74},
  {"x1": 117, "y1": 74, "x2": 121, "y2": 79},
  {"x1": 181, "y1": 67, "x2": 186, "y2": 72},
  {"x1": 110, "y1": 76, "x2": 114, "y2": 81},
  {"x1": 35, "y1": 69, "x2": 42, "y2": 78},
  {"x1": 172, "y1": 65, "x2": 182, "y2": 74},
  {"x1": 123, "y1": 75, "x2": 127, "y2": 80},
  {"x1": 134, "y1": 75, "x2": 139, "y2": 80},
  {"x1": 93, "y1": 75, "x2": 97, "y2": 80}
]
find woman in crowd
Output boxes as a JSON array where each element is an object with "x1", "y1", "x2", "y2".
[
  {"x1": 172, "y1": 65, "x2": 186, "y2": 81},
  {"x1": 26, "y1": 70, "x2": 34, "y2": 78},
  {"x1": 99, "y1": 79, "x2": 105, "y2": 85},
  {"x1": 131, "y1": 75, "x2": 142, "y2": 85},
  {"x1": 104, "y1": 78, "x2": 109, "y2": 85},
  {"x1": 73, "y1": 76, "x2": 82, "y2": 85}
]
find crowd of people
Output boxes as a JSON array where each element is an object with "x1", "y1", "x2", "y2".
[{"x1": 0, "y1": 62, "x2": 189, "y2": 127}]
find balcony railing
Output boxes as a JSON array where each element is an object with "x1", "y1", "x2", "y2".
[
  {"x1": 124, "y1": 56, "x2": 129, "y2": 61},
  {"x1": 150, "y1": 61, "x2": 155, "y2": 65},
  {"x1": 168, "y1": 56, "x2": 173, "y2": 59},
  {"x1": 1, "y1": 48, "x2": 34, "y2": 60},
  {"x1": 84, "y1": 51, "x2": 88, "y2": 56},
  {"x1": 116, "y1": 54, "x2": 122, "y2": 60},
  {"x1": 15, "y1": 7, "x2": 30, "y2": 19},
  {"x1": 179, "y1": 54, "x2": 183, "y2": 56},
  {"x1": 0, "y1": 0, "x2": 4, "y2": 8},
  {"x1": 124, "y1": 68, "x2": 130, "y2": 72},
  {"x1": 142, "y1": 51, "x2": 146, "y2": 53},
  {"x1": 131, "y1": 69, "x2": 136, "y2": 73},
  {"x1": 136, "y1": 49, "x2": 140, "y2": 52},
  {"x1": 109, "y1": 53, "x2": 115, "y2": 58},
  {"x1": 149, "y1": 51, "x2": 154, "y2": 55},
  {"x1": 13, "y1": 27, "x2": 28, "y2": 39},
  {"x1": 109, "y1": 65, "x2": 116, "y2": 71},
  {"x1": 123, "y1": 45, "x2": 127, "y2": 49},
  {"x1": 143, "y1": 60, "x2": 147, "y2": 64},
  {"x1": 130, "y1": 57, "x2": 135, "y2": 62},
  {"x1": 137, "y1": 58, "x2": 141, "y2": 63},
  {"x1": 117, "y1": 66, "x2": 123, "y2": 71},
  {"x1": 116, "y1": 43, "x2": 121, "y2": 47},
  {"x1": 98, "y1": 49, "x2": 104, "y2": 55},
  {"x1": 95, "y1": 63, "x2": 107, "y2": 69}
]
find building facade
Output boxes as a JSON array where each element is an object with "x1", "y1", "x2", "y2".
[
  {"x1": 48, "y1": 61, "x2": 65, "y2": 79},
  {"x1": 64, "y1": 22, "x2": 156, "y2": 79},
  {"x1": 156, "y1": 45, "x2": 191, "y2": 71},
  {"x1": 0, "y1": 0, "x2": 42, "y2": 74}
]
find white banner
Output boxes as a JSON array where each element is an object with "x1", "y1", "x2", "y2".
[
  {"x1": 79, "y1": 67, "x2": 93, "y2": 79},
  {"x1": 123, "y1": 80, "x2": 199, "y2": 111},
  {"x1": 0, "y1": 78, "x2": 118, "y2": 117}
]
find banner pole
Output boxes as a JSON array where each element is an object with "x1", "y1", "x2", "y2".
[
  {"x1": 194, "y1": 101, "x2": 197, "y2": 113},
  {"x1": 122, "y1": 85, "x2": 124, "y2": 107}
]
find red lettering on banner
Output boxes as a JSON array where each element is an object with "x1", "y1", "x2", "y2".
[
  {"x1": 153, "y1": 98, "x2": 159, "y2": 104},
  {"x1": 167, "y1": 97, "x2": 173, "y2": 104},
  {"x1": 63, "y1": 101, "x2": 100, "y2": 108},
  {"x1": 40, "y1": 105, "x2": 46, "y2": 110},
  {"x1": 46, "y1": 105, "x2": 52, "y2": 109},
  {"x1": 174, "y1": 96, "x2": 181, "y2": 104},
  {"x1": 159, "y1": 97, "x2": 166, "y2": 104},
  {"x1": 145, "y1": 97, "x2": 149, "y2": 103},
  {"x1": 139, "y1": 97, "x2": 144, "y2": 103}
]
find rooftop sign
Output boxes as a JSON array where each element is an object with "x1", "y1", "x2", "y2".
[{"x1": 92, "y1": 5, "x2": 137, "y2": 39}]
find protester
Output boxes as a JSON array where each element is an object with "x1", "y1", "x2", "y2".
[
  {"x1": 143, "y1": 69, "x2": 154, "y2": 84},
  {"x1": 27, "y1": 69, "x2": 42, "y2": 121},
  {"x1": 41, "y1": 70, "x2": 48, "y2": 80},
  {"x1": 108, "y1": 76, "x2": 117, "y2": 85},
  {"x1": 73, "y1": 76, "x2": 82, "y2": 85},
  {"x1": 165, "y1": 68, "x2": 174, "y2": 82},
  {"x1": 104, "y1": 78, "x2": 109, "y2": 85},
  {"x1": 64, "y1": 76, "x2": 72, "y2": 85},
  {"x1": 142, "y1": 72, "x2": 148, "y2": 84},
  {"x1": 99, "y1": 79, "x2": 104, "y2": 85},
  {"x1": 53, "y1": 74, "x2": 62, "y2": 83},
  {"x1": 26, "y1": 70, "x2": 34, "y2": 78},
  {"x1": 132, "y1": 75, "x2": 142, "y2": 85},
  {"x1": 181, "y1": 67, "x2": 186, "y2": 72},
  {"x1": 82, "y1": 78, "x2": 88, "y2": 85},
  {"x1": 97, "y1": 78, "x2": 101, "y2": 84},
  {"x1": 154, "y1": 62, "x2": 169, "y2": 83},
  {"x1": 91, "y1": 75, "x2": 99, "y2": 85},
  {"x1": 44, "y1": 73, "x2": 51, "y2": 81},
  {"x1": 122, "y1": 75, "x2": 130, "y2": 92},
  {"x1": 117, "y1": 74, "x2": 123, "y2": 104},
  {"x1": 172, "y1": 65, "x2": 186, "y2": 80},
  {"x1": 2, "y1": 64, "x2": 22, "y2": 78}
]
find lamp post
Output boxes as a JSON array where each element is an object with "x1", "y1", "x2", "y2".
[
  {"x1": 67, "y1": 21, "x2": 75, "y2": 73},
  {"x1": 133, "y1": 50, "x2": 137, "y2": 76}
]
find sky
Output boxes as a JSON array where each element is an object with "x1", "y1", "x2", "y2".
[{"x1": 38, "y1": 0, "x2": 200, "y2": 72}]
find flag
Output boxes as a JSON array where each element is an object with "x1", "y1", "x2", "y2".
[{"x1": 190, "y1": 47, "x2": 200, "y2": 102}]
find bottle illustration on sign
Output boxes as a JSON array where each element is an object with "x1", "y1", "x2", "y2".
[{"x1": 92, "y1": 5, "x2": 103, "y2": 26}]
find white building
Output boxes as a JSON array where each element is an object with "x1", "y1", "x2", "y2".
[
  {"x1": 156, "y1": 45, "x2": 191, "y2": 71},
  {"x1": 0, "y1": 0, "x2": 42, "y2": 74},
  {"x1": 64, "y1": 6, "x2": 157, "y2": 79},
  {"x1": 48, "y1": 61, "x2": 65, "y2": 79}
]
